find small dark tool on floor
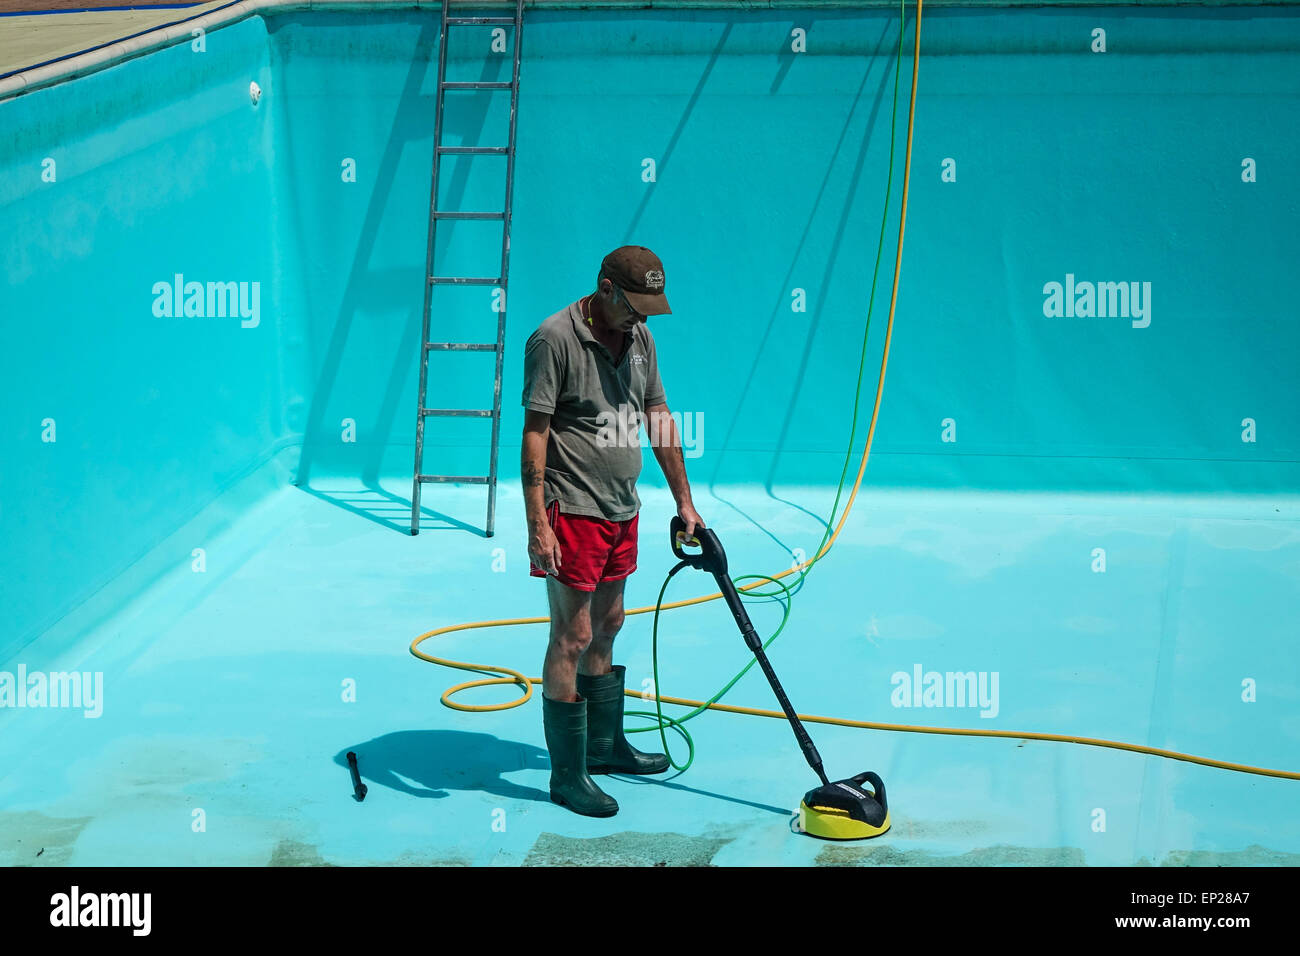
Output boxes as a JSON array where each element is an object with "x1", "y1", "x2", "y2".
[
  {"x1": 347, "y1": 751, "x2": 368, "y2": 801},
  {"x1": 669, "y1": 517, "x2": 890, "y2": 840}
]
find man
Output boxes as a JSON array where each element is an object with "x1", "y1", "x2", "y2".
[{"x1": 521, "y1": 245, "x2": 705, "y2": 818}]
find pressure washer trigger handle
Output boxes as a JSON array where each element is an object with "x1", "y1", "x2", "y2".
[
  {"x1": 670, "y1": 516, "x2": 726, "y2": 575},
  {"x1": 670, "y1": 515, "x2": 702, "y2": 561}
]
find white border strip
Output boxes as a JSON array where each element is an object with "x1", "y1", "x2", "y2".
[{"x1": 0, "y1": 0, "x2": 1290, "y2": 102}]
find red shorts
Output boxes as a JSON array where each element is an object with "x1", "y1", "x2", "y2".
[{"x1": 529, "y1": 499, "x2": 638, "y2": 592}]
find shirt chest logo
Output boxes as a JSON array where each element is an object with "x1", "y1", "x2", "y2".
[{"x1": 630, "y1": 352, "x2": 645, "y2": 366}]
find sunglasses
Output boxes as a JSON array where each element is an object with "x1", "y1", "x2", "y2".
[{"x1": 610, "y1": 284, "x2": 646, "y2": 322}]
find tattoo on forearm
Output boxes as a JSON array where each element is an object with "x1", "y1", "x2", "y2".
[{"x1": 523, "y1": 461, "x2": 543, "y2": 488}]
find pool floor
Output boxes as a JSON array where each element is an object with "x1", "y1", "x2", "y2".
[{"x1": 1, "y1": 466, "x2": 1298, "y2": 866}]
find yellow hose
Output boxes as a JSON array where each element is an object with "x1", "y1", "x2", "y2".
[{"x1": 411, "y1": 0, "x2": 1299, "y2": 784}]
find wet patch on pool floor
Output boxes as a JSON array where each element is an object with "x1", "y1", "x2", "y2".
[
  {"x1": 1156, "y1": 845, "x2": 1300, "y2": 867},
  {"x1": 816, "y1": 843, "x2": 1087, "y2": 867},
  {"x1": 388, "y1": 850, "x2": 475, "y2": 866},
  {"x1": 268, "y1": 838, "x2": 336, "y2": 867},
  {"x1": 523, "y1": 829, "x2": 733, "y2": 867},
  {"x1": 270, "y1": 843, "x2": 479, "y2": 866},
  {"x1": 0, "y1": 810, "x2": 93, "y2": 866}
]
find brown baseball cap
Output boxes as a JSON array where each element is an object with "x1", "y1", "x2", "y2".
[{"x1": 601, "y1": 245, "x2": 671, "y2": 315}]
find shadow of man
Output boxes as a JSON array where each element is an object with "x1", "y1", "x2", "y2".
[{"x1": 334, "y1": 730, "x2": 550, "y2": 803}]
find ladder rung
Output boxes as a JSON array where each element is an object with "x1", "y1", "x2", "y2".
[
  {"x1": 441, "y1": 81, "x2": 513, "y2": 90},
  {"x1": 426, "y1": 342, "x2": 498, "y2": 352},
  {"x1": 418, "y1": 475, "x2": 491, "y2": 484},
  {"x1": 437, "y1": 146, "x2": 509, "y2": 155},
  {"x1": 432, "y1": 211, "x2": 504, "y2": 220},
  {"x1": 446, "y1": 17, "x2": 516, "y2": 25},
  {"x1": 429, "y1": 276, "x2": 503, "y2": 285},
  {"x1": 421, "y1": 408, "x2": 494, "y2": 417}
]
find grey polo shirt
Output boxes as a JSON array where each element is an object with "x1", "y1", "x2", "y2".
[{"x1": 521, "y1": 299, "x2": 667, "y2": 521}]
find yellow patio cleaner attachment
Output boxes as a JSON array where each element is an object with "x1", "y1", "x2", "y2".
[
  {"x1": 798, "y1": 771, "x2": 890, "y2": 840},
  {"x1": 671, "y1": 518, "x2": 889, "y2": 840}
]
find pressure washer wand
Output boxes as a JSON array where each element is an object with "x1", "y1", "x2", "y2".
[{"x1": 670, "y1": 518, "x2": 831, "y2": 787}]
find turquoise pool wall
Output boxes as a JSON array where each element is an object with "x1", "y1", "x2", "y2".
[
  {"x1": 0, "y1": 16, "x2": 303, "y2": 659},
  {"x1": 270, "y1": 6, "x2": 1300, "y2": 496},
  {"x1": 2, "y1": 5, "x2": 1298, "y2": 662}
]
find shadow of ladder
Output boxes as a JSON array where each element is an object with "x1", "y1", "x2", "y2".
[{"x1": 410, "y1": 0, "x2": 526, "y2": 538}]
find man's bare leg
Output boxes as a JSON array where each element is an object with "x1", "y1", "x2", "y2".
[
  {"x1": 542, "y1": 575, "x2": 593, "y2": 702},
  {"x1": 579, "y1": 577, "x2": 626, "y2": 679}
]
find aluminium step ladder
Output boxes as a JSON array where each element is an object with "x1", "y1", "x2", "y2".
[{"x1": 411, "y1": 0, "x2": 525, "y2": 537}]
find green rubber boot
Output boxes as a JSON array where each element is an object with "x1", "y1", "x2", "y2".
[
  {"x1": 577, "y1": 664, "x2": 671, "y2": 775},
  {"x1": 542, "y1": 693, "x2": 619, "y2": 817}
]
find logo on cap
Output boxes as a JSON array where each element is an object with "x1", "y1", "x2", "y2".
[{"x1": 644, "y1": 270, "x2": 664, "y2": 291}]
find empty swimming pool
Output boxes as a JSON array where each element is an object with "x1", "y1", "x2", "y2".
[{"x1": 1, "y1": 0, "x2": 1298, "y2": 869}]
